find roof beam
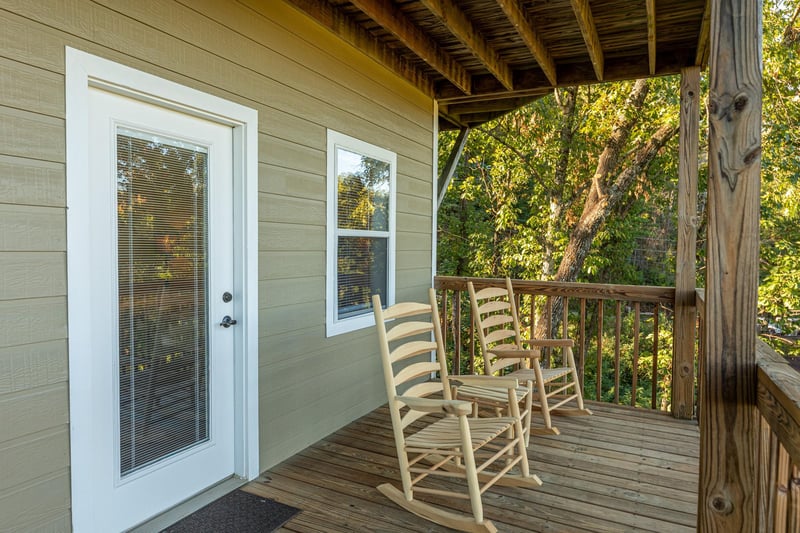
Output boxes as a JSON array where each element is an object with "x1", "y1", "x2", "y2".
[
  {"x1": 695, "y1": 0, "x2": 711, "y2": 67},
  {"x1": 419, "y1": 0, "x2": 514, "y2": 90},
  {"x1": 646, "y1": 0, "x2": 657, "y2": 75},
  {"x1": 569, "y1": 0, "x2": 604, "y2": 81},
  {"x1": 349, "y1": 0, "x2": 472, "y2": 94},
  {"x1": 494, "y1": 0, "x2": 557, "y2": 86},
  {"x1": 284, "y1": 0, "x2": 433, "y2": 95}
]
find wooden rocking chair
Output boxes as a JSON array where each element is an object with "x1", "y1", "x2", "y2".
[
  {"x1": 466, "y1": 278, "x2": 591, "y2": 441},
  {"x1": 372, "y1": 289, "x2": 542, "y2": 533}
]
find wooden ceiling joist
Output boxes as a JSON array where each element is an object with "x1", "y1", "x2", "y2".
[
  {"x1": 440, "y1": 88, "x2": 550, "y2": 106},
  {"x1": 289, "y1": 0, "x2": 708, "y2": 129},
  {"x1": 646, "y1": 0, "x2": 657, "y2": 75},
  {"x1": 443, "y1": 95, "x2": 544, "y2": 116},
  {"x1": 349, "y1": 0, "x2": 472, "y2": 94},
  {"x1": 419, "y1": 0, "x2": 514, "y2": 90},
  {"x1": 437, "y1": 69, "x2": 551, "y2": 101},
  {"x1": 569, "y1": 0, "x2": 604, "y2": 81},
  {"x1": 284, "y1": 0, "x2": 433, "y2": 95},
  {"x1": 494, "y1": 0, "x2": 557, "y2": 86},
  {"x1": 695, "y1": 0, "x2": 711, "y2": 66}
]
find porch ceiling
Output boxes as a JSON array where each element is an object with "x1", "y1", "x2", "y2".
[{"x1": 284, "y1": 0, "x2": 710, "y2": 129}]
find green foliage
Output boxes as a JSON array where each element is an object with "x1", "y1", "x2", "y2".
[
  {"x1": 438, "y1": 77, "x2": 681, "y2": 286},
  {"x1": 438, "y1": 0, "x2": 800, "y2": 400},
  {"x1": 759, "y1": 0, "x2": 800, "y2": 356}
]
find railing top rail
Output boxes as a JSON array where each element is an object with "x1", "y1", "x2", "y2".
[
  {"x1": 434, "y1": 275, "x2": 676, "y2": 304},
  {"x1": 756, "y1": 339, "x2": 800, "y2": 465}
]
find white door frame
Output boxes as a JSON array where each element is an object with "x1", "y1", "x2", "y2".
[{"x1": 65, "y1": 47, "x2": 259, "y2": 532}]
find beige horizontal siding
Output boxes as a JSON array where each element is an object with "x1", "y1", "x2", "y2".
[
  {"x1": 0, "y1": 56, "x2": 64, "y2": 119},
  {"x1": 0, "y1": 252, "x2": 66, "y2": 299},
  {"x1": 0, "y1": 470, "x2": 71, "y2": 532},
  {"x1": 0, "y1": 0, "x2": 434, "y2": 529},
  {"x1": 0, "y1": 340, "x2": 67, "y2": 395},
  {"x1": 0, "y1": 155, "x2": 65, "y2": 208}
]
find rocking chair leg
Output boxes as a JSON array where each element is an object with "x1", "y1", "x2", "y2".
[{"x1": 377, "y1": 484, "x2": 498, "y2": 533}]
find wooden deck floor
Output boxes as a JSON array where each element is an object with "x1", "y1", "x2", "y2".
[{"x1": 245, "y1": 402, "x2": 699, "y2": 532}]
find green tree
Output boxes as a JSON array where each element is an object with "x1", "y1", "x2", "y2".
[{"x1": 759, "y1": 0, "x2": 800, "y2": 355}]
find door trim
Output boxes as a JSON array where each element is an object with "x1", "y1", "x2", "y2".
[{"x1": 65, "y1": 47, "x2": 259, "y2": 531}]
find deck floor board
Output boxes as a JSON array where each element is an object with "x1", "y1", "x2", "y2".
[{"x1": 250, "y1": 400, "x2": 699, "y2": 532}]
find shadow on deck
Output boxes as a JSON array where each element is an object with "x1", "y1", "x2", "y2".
[{"x1": 245, "y1": 401, "x2": 699, "y2": 532}]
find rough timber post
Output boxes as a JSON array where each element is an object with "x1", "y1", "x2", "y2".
[
  {"x1": 673, "y1": 66, "x2": 700, "y2": 420},
  {"x1": 699, "y1": 0, "x2": 762, "y2": 530}
]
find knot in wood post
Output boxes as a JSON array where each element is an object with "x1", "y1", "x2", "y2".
[
  {"x1": 707, "y1": 88, "x2": 762, "y2": 192},
  {"x1": 710, "y1": 494, "x2": 734, "y2": 515}
]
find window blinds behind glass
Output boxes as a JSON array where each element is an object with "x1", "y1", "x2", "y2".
[
  {"x1": 336, "y1": 147, "x2": 391, "y2": 319},
  {"x1": 116, "y1": 128, "x2": 210, "y2": 476}
]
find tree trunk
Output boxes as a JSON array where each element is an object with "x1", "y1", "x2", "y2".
[
  {"x1": 535, "y1": 79, "x2": 679, "y2": 339},
  {"x1": 542, "y1": 87, "x2": 578, "y2": 278}
]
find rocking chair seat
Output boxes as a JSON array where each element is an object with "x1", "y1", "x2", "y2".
[
  {"x1": 511, "y1": 366, "x2": 573, "y2": 383},
  {"x1": 455, "y1": 383, "x2": 531, "y2": 409},
  {"x1": 406, "y1": 416, "x2": 518, "y2": 450}
]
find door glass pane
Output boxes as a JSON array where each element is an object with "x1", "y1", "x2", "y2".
[{"x1": 117, "y1": 127, "x2": 209, "y2": 477}]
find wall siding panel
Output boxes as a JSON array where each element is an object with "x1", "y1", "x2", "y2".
[
  {"x1": 0, "y1": 57, "x2": 64, "y2": 119},
  {"x1": 0, "y1": 205, "x2": 65, "y2": 252},
  {"x1": 0, "y1": 471, "x2": 71, "y2": 532},
  {"x1": 0, "y1": 252, "x2": 65, "y2": 300},
  {"x1": 0, "y1": 155, "x2": 65, "y2": 207},
  {"x1": 0, "y1": 0, "x2": 434, "y2": 529},
  {"x1": 0, "y1": 427, "x2": 69, "y2": 493},
  {"x1": 0, "y1": 106, "x2": 64, "y2": 163},
  {"x1": 0, "y1": 384, "x2": 69, "y2": 443},
  {"x1": 0, "y1": 340, "x2": 67, "y2": 395}
]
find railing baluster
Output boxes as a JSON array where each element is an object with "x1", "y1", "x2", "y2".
[
  {"x1": 615, "y1": 300, "x2": 621, "y2": 404},
  {"x1": 545, "y1": 296, "x2": 553, "y2": 366},
  {"x1": 789, "y1": 466, "x2": 800, "y2": 528},
  {"x1": 632, "y1": 302, "x2": 640, "y2": 407},
  {"x1": 597, "y1": 300, "x2": 603, "y2": 402},
  {"x1": 652, "y1": 303, "x2": 660, "y2": 409},
  {"x1": 562, "y1": 296, "x2": 569, "y2": 339},
  {"x1": 468, "y1": 303, "x2": 475, "y2": 375},
  {"x1": 441, "y1": 289, "x2": 449, "y2": 373},
  {"x1": 454, "y1": 290, "x2": 462, "y2": 375},
  {"x1": 579, "y1": 298, "x2": 586, "y2": 389},
  {"x1": 775, "y1": 445, "x2": 791, "y2": 532}
]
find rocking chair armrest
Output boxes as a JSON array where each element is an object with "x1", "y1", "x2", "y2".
[
  {"x1": 520, "y1": 338, "x2": 574, "y2": 348},
  {"x1": 449, "y1": 375, "x2": 519, "y2": 390},
  {"x1": 489, "y1": 346, "x2": 541, "y2": 359},
  {"x1": 395, "y1": 396, "x2": 473, "y2": 416}
]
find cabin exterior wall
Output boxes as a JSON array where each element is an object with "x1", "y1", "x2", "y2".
[{"x1": 0, "y1": 0, "x2": 435, "y2": 530}]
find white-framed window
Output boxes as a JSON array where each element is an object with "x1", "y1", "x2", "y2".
[{"x1": 326, "y1": 130, "x2": 396, "y2": 337}]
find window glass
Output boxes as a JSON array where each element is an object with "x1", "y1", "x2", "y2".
[{"x1": 327, "y1": 131, "x2": 396, "y2": 336}]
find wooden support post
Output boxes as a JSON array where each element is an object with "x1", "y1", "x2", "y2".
[
  {"x1": 437, "y1": 126, "x2": 470, "y2": 210},
  {"x1": 673, "y1": 66, "x2": 700, "y2": 419},
  {"x1": 698, "y1": 0, "x2": 762, "y2": 530}
]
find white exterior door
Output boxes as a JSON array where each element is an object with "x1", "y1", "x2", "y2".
[{"x1": 84, "y1": 87, "x2": 236, "y2": 531}]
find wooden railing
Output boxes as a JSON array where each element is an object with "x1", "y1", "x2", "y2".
[
  {"x1": 435, "y1": 276, "x2": 699, "y2": 414},
  {"x1": 756, "y1": 339, "x2": 800, "y2": 529}
]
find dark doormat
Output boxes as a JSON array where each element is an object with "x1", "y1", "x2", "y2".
[{"x1": 161, "y1": 489, "x2": 301, "y2": 532}]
